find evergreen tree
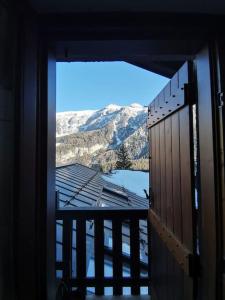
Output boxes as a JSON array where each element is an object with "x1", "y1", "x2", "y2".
[
  {"x1": 116, "y1": 144, "x2": 132, "y2": 169},
  {"x1": 99, "y1": 164, "x2": 104, "y2": 173}
]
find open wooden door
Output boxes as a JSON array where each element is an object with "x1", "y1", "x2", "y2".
[{"x1": 148, "y1": 62, "x2": 198, "y2": 300}]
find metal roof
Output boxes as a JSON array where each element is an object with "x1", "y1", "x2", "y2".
[{"x1": 56, "y1": 163, "x2": 149, "y2": 209}]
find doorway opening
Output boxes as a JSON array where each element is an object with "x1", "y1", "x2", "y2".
[{"x1": 55, "y1": 60, "x2": 169, "y2": 297}]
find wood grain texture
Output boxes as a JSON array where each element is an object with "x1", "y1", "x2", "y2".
[
  {"x1": 160, "y1": 121, "x2": 166, "y2": 223},
  {"x1": 148, "y1": 61, "x2": 195, "y2": 300},
  {"x1": 165, "y1": 117, "x2": 173, "y2": 231},
  {"x1": 155, "y1": 124, "x2": 161, "y2": 216},
  {"x1": 171, "y1": 112, "x2": 182, "y2": 241},
  {"x1": 179, "y1": 106, "x2": 194, "y2": 250}
]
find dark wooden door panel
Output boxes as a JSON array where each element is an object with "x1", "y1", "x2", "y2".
[{"x1": 148, "y1": 62, "x2": 196, "y2": 300}]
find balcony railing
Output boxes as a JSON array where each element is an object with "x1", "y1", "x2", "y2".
[{"x1": 56, "y1": 207, "x2": 150, "y2": 297}]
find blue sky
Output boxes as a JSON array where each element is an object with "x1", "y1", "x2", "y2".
[{"x1": 56, "y1": 62, "x2": 169, "y2": 112}]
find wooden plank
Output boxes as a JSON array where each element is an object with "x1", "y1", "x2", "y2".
[
  {"x1": 158, "y1": 89, "x2": 165, "y2": 111},
  {"x1": 171, "y1": 112, "x2": 182, "y2": 240},
  {"x1": 130, "y1": 219, "x2": 140, "y2": 295},
  {"x1": 112, "y1": 219, "x2": 122, "y2": 295},
  {"x1": 155, "y1": 124, "x2": 161, "y2": 216},
  {"x1": 159, "y1": 120, "x2": 167, "y2": 300},
  {"x1": 179, "y1": 62, "x2": 190, "y2": 88},
  {"x1": 171, "y1": 69, "x2": 179, "y2": 96},
  {"x1": 179, "y1": 105, "x2": 194, "y2": 300},
  {"x1": 94, "y1": 219, "x2": 104, "y2": 295},
  {"x1": 160, "y1": 120, "x2": 166, "y2": 223},
  {"x1": 165, "y1": 117, "x2": 173, "y2": 231},
  {"x1": 164, "y1": 81, "x2": 171, "y2": 100},
  {"x1": 76, "y1": 218, "x2": 86, "y2": 294},
  {"x1": 179, "y1": 106, "x2": 194, "y2": 250},
  {"x1": 165, "y1": 116, "x2": 173, "y2": 300}
]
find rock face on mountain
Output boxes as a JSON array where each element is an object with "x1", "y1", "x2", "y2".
[{"x1": 56, "y1": 103, "x2": 148, "y2": 167}]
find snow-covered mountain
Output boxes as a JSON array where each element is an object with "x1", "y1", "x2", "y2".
[
  {"x1": 56, "y1": 110, "x2": 96, "y2": 136},
  {"x1": 56, "y1": 103, "x2": 148, "y2": 166}
]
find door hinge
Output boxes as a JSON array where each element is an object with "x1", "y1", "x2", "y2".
[{"x1": 217, "y1": 92, "x2": 224, "y2": 108}]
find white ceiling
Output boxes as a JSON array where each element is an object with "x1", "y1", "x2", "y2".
[{"x1": 28, "y1": 0, "x2": 225, "y2": 14}]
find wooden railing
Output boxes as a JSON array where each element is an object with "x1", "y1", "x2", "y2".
[{"x1": 56, "y1": 207, "x2": 150, "y2": 296}]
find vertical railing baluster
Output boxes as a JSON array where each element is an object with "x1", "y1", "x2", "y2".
[
  {"x1": 130, "y1": 218, "x2": 140, "y2": 295},
  {"x1": 112, "y1": 219, "x2": 123, "y2": 295},
  {"x1": 57, "y1": 208, "x2": 149, "y2": 297},
  {"x1": 95, "y1": 218, "x2": 104, "y2": 295},
  {"x1": 76, "y1": 218, "x2": 86, "y2": 295},
  {"x1": 63, "y1": 217, "x2": 72, "y2": 290}
]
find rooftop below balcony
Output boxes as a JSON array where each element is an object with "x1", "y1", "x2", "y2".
[{"x1": 55, "y1": 164, "x2": 150, "y2": 299}]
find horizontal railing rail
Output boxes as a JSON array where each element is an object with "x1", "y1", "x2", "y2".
[
  {"x1": 56, "y1": 207, "x2": 148, "y2": 218},
  {"x1": 56, "y1": 207, "x2": 150, "y2": 296}
]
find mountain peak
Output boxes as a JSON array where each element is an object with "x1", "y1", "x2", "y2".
[
  {"x1": 130, "y1": 103, "x2": 143, "y2": 108},
  {"x1": 104, "y1": 104, "x2": 121, "y2": 111}
]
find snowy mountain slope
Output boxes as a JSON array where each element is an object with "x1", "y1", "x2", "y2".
[
  {"x1": 56, "y1": 103, "x2": 148, "y2": 166},
  {"x1": 123, "y1": 124, "x2": 148, "y2": 159},
  {"x1": 56, "y1": 110, "x2": 96, "y2": 136}
]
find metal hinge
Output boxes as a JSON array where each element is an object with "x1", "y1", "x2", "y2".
[{"x1": 218, "y1": 92, "x2": 224, "y2": 108}]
